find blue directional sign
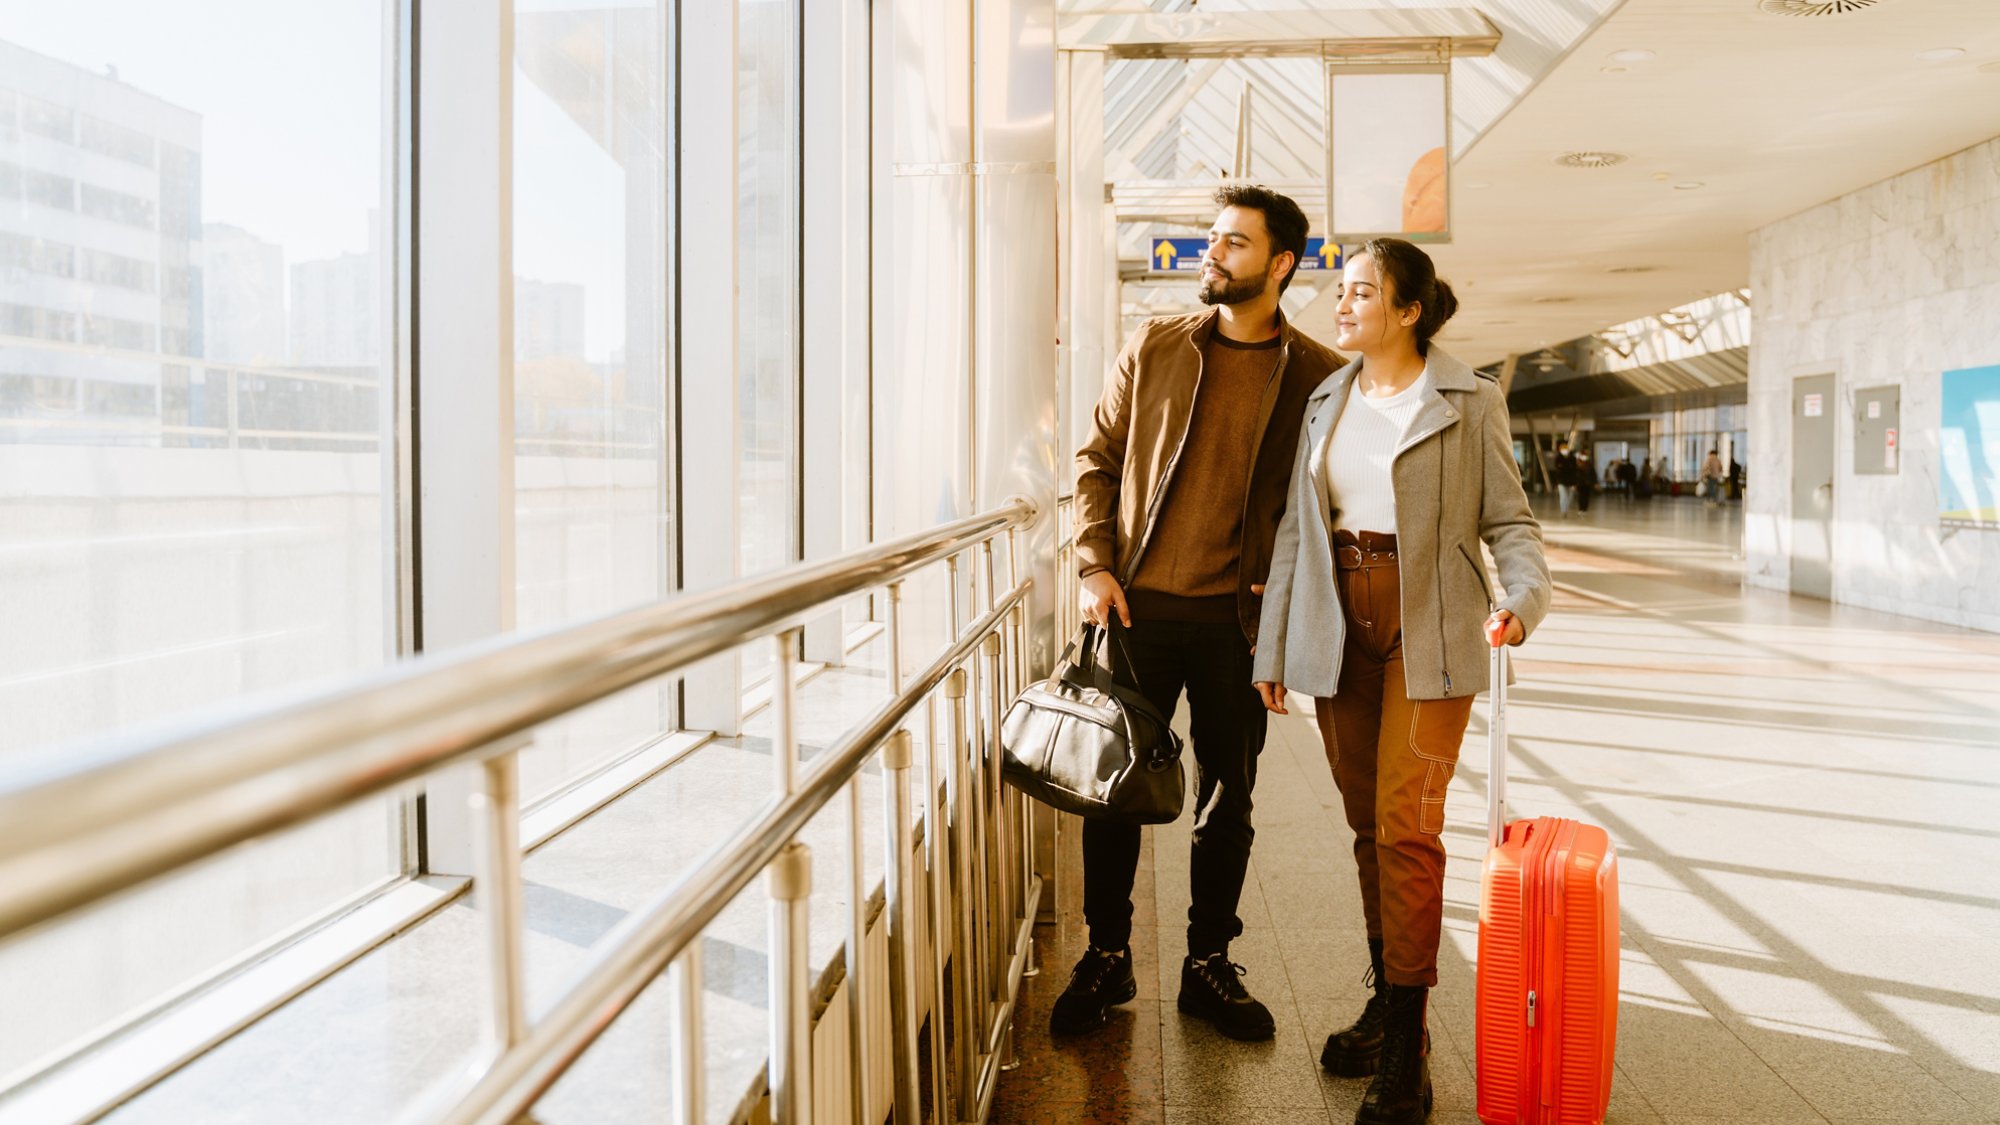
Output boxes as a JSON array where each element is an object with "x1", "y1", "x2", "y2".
[{"x1": 1150, "y1": 237, "x2": 1343, "y2": 274}]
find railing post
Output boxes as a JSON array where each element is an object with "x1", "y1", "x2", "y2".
[
  {"x1": 945, "y1": 668, "x2": 978, "y2": 1122},
  {"x1": 923, "y1": 697, "x2": 950, "y2": 1124},
  {"x1": 846, "y1": 773, "x2": 870, "y2": 1125},
  {"x1": 1009, "y1": 602, "x2": 1037, "y2": 979},
  {"x1": 473, "y1": 746, "x2": 528, "y2": 1049},
  {"x1": 767, "y1": 628, "x2": 810, "y2": 1125},
  {"x1": 965, "y1": 642, "x2": 994, "y2": 1035},
  {"x1": 882, "y1": 729, "x2": 922, "y2": 1125},
  {"x1": 768, "y1": 842, "x2": 815, "y2": 1125},
  {"x1": 886, "y1": 581, "x2": 904, "y2": 700},
  {"x1": 981, "y1": 632, "x2": 1008, "y2": 1011},
  {"x1": 773, "y1": 629, "x2": 800, "y2": 793},
  {"x1": 669, "y1": 944, "x2": 705, "y2": 1125}
]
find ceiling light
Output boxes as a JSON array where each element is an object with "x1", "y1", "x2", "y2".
[
  {"x1": 1674, "y1": 182, "x2": 1705, "y2": 190},
  {"x1": 1554, "y1": 151, "x2": 1628, "y2": 169},
  {"x1": 1981, "y1": 60, "x2": 2000, "y2": 73},
  {"x1": 1607, "y1": 265, "x2": 1659, "y2": 274},
  {"x1": 1600, "y1": 65, "x2": 1628, "y2": 74},
  {"x1": 1758, "y1": 0, "x2": 1881, "y2": 16},
  {"x1": 1608, "y1": 49, "x2": 1656, "y2": 63},
  {"x1": 1916, "y1": 47, "x2": 1965, "y2": 63}
]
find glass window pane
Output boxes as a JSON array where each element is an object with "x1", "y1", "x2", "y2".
[
  {"x1": 0, "y1": 7, "x2": 396, "y2": 1077},
  {"x1": 512, "y1": 2, "x2": 673, "y2": 805}
]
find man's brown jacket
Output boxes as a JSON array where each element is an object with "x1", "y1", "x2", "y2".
[{"x1": 1074, "y1": 308, "x2": 1343, "y2": 643}]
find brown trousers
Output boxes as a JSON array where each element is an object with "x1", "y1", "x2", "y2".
[{"x1": 1312, "y1": 531, "x2": 1473, "y2": 987}]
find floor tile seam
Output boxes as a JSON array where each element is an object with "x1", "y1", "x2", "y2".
[
  {"x1": 1613, "y1": 1057, "x2": 1673, "y2": 1123},
  {"x1": 1885, "y1": 1048, "x2": 1992, "y2": 1118},
  {"x1": 1631, "y1": 926, "x2": 1837, "y2": 1125}
]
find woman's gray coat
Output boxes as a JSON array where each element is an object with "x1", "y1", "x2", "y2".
[{"x1": 1251, "y1": 348, "x2": 1550, "y2": 700}]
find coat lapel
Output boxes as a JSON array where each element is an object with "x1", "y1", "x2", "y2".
[
  {"x1": 1304, "y1": 356, "x2": 1362, "y2": 447},
  {"x1": 1395, "y1": 350, "x2": 1480, "y2": 457}
]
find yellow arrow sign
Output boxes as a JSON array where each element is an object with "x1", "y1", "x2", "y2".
[
  {"x1": 1322, "y1": 242, "x2": 1338, "y2": 267},
  {"x1": 1155, "y1": 240, "x2": 1176, "y2": 268}
]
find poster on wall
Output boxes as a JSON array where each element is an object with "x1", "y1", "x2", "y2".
[{"x1": 1940, "y1": 364, "x2": 2000, "y2": 528}]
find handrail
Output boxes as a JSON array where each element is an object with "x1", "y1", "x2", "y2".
[
  {"x1": 418, "y1": 582, "x2": 1030, "y2": 1125},
  {"x1": 0, "y1": 496, "x2": 1036, "y2": 942}
]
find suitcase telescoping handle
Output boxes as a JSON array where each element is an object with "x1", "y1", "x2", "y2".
[{"x1": 1486, "y1": 618, "x2": 1509, "y2": 851}]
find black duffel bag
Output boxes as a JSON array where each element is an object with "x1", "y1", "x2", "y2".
[{"x1": 999, "y1": 622, "x2": 1184, "y2": 824}]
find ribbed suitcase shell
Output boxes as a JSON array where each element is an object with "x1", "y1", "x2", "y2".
[
  {"x1": 1475, "y1": 637, "x2": 1620, "y2": 1125},
  {"x1": 1476, "y1": 816, "x2": 1619, "y2": 1124}
]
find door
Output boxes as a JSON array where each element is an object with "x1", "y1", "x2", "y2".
[{"x1": 1790, "y1": 374, "x2": 1835, "y2": 599}]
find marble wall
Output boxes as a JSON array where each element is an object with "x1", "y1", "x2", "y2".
[{"x1": 1746, "y1": 135, "x2": 2000, "y2": 633}]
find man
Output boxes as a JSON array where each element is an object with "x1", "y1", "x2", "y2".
[
  {"x1": 1059, "y1": 185, "x2": 1343, "y2": 1041},
  {"x1": 1553, "y1": 441, "x2": 1577, "y2": 517}
]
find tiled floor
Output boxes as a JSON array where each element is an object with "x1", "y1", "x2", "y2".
[{"x1": 996, "y1": 497, "x2": 2000, "y2": 1124}]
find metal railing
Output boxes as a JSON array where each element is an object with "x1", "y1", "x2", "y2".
[{"x1": 0, "y1": 496, "x2": 1046, "y2": 1125}]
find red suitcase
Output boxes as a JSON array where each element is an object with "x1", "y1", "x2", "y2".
[{"x1": 1475, "y1": 628, "x2": 1620, "y2": 1125}]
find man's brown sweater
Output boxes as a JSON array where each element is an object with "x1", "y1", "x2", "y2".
[{"x1": 1126, "y1": 332, "x2": 1284, "y2": 622}]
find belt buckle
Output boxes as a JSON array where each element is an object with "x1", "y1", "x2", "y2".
[{"x1": 1336, "y1": 544, "x2": 1364, "y2": 569}]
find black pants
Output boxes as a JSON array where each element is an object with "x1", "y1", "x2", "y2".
[{"x1": 1081, "y1": 618, "x2": 1265, "y2": 958}]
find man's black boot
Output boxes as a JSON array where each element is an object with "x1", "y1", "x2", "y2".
[
  {"x1": 1049, "y1": 946, "x2": 1137, "y2": 1036},
  {"x1": 1321, "y1": 938, "x2": 1389, "y2": 1077},
  {"x1": 1355, "y1": 984, "x2": 1432, "y2": 1125},
  {"x1": 1177, "y1": 953, "x2": 1277, "y2": 1041}
]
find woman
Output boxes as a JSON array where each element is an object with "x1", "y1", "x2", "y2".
[{"x1": 1252, "y1": 239, "x2": 1549, "y2": 1125}]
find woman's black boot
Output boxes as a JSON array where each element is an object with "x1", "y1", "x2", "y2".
[
  {"x1": 1321, "y1": 939, "x2": 1389, "y2": 1077},
  {"x1": 1354, "y1": 984, "x2": 1432, "y2": 1125}
]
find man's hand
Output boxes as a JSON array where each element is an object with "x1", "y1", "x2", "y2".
[
  {"x1": 1255, "y1": 681, "x2": 1288, "y2": 715},
  {"x1": 1080, "y1": 571, "x2": 1131, "y2": 628}
]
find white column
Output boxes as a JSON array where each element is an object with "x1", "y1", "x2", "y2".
[
  {"x1": 801, "y1": 0, "x2": 869, "y2": 666},
  {"x1": 416, "y1": 0, "x2": 514, "y2": 876},
  {"x1": 973, "y1": 0, "x2": 1058, "y2": 673},
  {"x1": 679, "y1": 0, "x2": 743, "y2": 735}
]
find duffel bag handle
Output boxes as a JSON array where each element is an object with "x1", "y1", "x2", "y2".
[{"x1": 1060, "y1": 620, "x2": 1144, "y2": 699}]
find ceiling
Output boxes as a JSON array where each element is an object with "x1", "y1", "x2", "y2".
[{"x1": 1074, "y1": 0, "x2": 2000, "y2": 368}]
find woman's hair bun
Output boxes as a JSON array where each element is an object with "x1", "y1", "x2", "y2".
[{"x1": 1358, "y1": 237, "x2": 1457, "y2": 353}]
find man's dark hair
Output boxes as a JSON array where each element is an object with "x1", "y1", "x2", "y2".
[{"x1": 1213, "y1": 184, "x2": 1309, "y2": 293}]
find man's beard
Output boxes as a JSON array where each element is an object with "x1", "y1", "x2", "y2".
[{"x1": 1198, "y1": 269, "x2": 1267, "y2": 306}]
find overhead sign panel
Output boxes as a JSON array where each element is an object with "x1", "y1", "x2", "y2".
[
  {"x1": 1149, "y1": 237, "x2": 1344, "y2": 274},
  {"x1": 1325, "y1": 65, "x2": 1451, "y2": 244}
]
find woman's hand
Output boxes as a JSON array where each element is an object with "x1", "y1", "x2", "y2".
[
  {"x1": 1485, "y1": 608, "x2": 1524, "y2": 647},
  {"x1": 1255, "y1": 681, "x2": 1288, "y2": 715}
]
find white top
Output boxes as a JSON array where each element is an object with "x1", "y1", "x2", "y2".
[{"x1": 1318, "y1": 369, "x2": 1430, "y2": 535}]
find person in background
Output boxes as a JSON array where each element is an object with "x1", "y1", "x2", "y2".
[
  {"x1": 1252, "y1": 238, "x2": 1550, "y2": 1125},
  {"x1": 1552, "y1": 441, "x2": 1578, "y2": 517},
  {"x1": 1701, "y1": 447, "x2": 1726, "y2": 507},
  {"x1": 1574, "y1": 450, "x2": 1595, "y2": 513}
]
